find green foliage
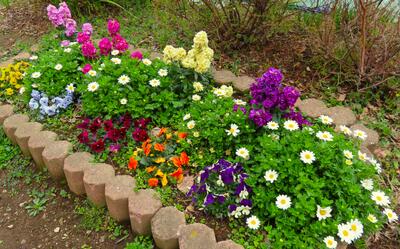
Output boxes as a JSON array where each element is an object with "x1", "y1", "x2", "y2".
[
  {"x1": 246, "y1": 121, "x2": 388, "y2": 248},
  {"x1": 25, "y1": 187, "x2": 56, "y2": 216},
  {"x1": 23, "y1": 42, "x2": 85, "y2": 97},
  {"x1": 230, "y1": 221, "x2": 268, "y2": 249},
  {"x1": 124, "y1": 236, "x2": 153, "y2": 249}
]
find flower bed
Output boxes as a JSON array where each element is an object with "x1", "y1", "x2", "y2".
[{"x1": 0, "y1": 2, "x2": 398, "y2": 249}]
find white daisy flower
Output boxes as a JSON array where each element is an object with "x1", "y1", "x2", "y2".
[
  {"x1": 316, "y1": 205, "x2": 332, "y2": 220},
  {"x1": 149, "y1": 79, "x2": 161, "y2": 87},
  {"x1": 29, "y1": 55, "x2": 38, "y2": 60},
  {"x1": 54, "y1": 64, "x2": 63, "y2": 70},
  {"x1": 225, "y1": 124, "x2": 240, "y2": 137},
  {"x1": 183, "y1": 114, "x2": 191, "y2": 121},
  {"x1": 383, "y1": 209, "x2": 398, "y2": 223},
  {"x1": 353, "y1": 129, "x2": 367, "y2": 140},
  {"x1": 187, "y1": 120, "x2": 196, "y2": 129},
  {"x1": 337, "y1": 223, "x2": 355, "y2": 244},
  {"x1": 192, "y1": 94, "x2": 201, "y2": 101},
  {"x1": 323, "y1": 236, "x2": 338, "y2": 249},
  {"x1": 246, "y1": 216, "x2": 260, "y2": 230},
  {"x1": 213, "y1": 88, "x2": 226, "y2": 97},
  {"x1": 118, "y1": 75, "x2": 130, "y2": 85},
  {"x1": 88, "y1": 70, "x2": 97, "y2": 77},
  {"x1": 111, "y1": 57, "x2": 121, "y2": 64},
  {"x1": 358, "y1": 151, "x2": 368, "y2": 162},
  {"x1": 348, "y1": 219, "x2": 364, "y2": 240},
  {"x1": 236, "y1": 147, "x2": 249, "y2": 160},
  {"x1": 316, "y1": 131, "x2": 333, "y2": 141},
  {"x1": 158, "y1": 69, "x2": 168, "y2": 77},
  {"x1": 264, "y1": 170, "x2": 278, "y2": 183},
  {"x1": 142, "y1": 58, "x2": 152, "y2": 66},
  {"x1": 87, "y1": 82, "x2": 99, "y2": 92},
  {"x1": 319, "y1": 115, "x2": 333, "y2": 125},
  {"x1": 65, "y1": 84, "x2": 75, "y2": 93},
  {"x1": 111, "y1": 50, "x2": 119, "y2": 56},
  {"x1": 64, "y1": 48, "x2": 71, "y2": 53},
  {"x1": 193, "y1": 82, "x2": 204, "y2": 92},
  {"x1": 283, "y1": 120, "x2": 299, "y2": 131},
  {"x1": 267, "y1": 121, "x2": 279, "y2": 130},
  {"x1": 367, "y1": 214, "x2": 377, "y2": 223},
  {"x1": 31, "y1": 72, "x2": 41, "y2": 78},
  {"x1": 120, "y1": 98, "x2": 127, "y2": 105},
  {"x1": 361, "y1": 179, "x2": 373, "y2": 191},
  {"x1": 343, "y1": 150, "x2": 353, "y2": 159},
  {"x1": 339, "y1": 125, "x2": 352, "y2": 136},
  {"x1": 300, "y1": 150, "x2": 316, "y2": 164},
  {"x1": 276, "y1": 195, "x2": 292, "y2": 210},
  {"x1": 371, "y1": 190, "x2": 390, "y2": 207},
  {"x1": 233, "y1": 99, "x2": 247, "y2": 106}
]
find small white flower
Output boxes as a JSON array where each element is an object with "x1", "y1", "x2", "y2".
[
  {"x1": 64, "y1": 48, "x2": 71, "y2": 53},
  {"x1": 216, "y1": 176, "x2": 224, "y2": 186},
  {"x1": 88, "y1": 70, "x2": 97, "y2": 77},
  {"x1": 316, "y1": 131, "x2": 333, "y2": 141},
  {"x1": 337, "y1": 223, "x2": 355, "y2": 244},
  {"x1": 149, "y1": 79, "x2": 160, "y2": 87},
  {"x1": 193, "y1": 82, "x2": 204, "y2": 92},
  {"x1": 239, "y1": 190, "x2": 249, "y2": 199},
  {"x1": 348, "y1": 219, "x2": 364, "y2": 240},
  {"x1": 192, "y1": 94, "x2": 201, "y2": 101},
  {"x1": 142, "y1": 58, "x2": 152, "y2": 66},
  {"x1": 183, "y1": 114, "x2": 191, "y2": 121},
  {"x1": 345, "y1": 159, "x2": 353, "y2": 166},
  {"x1": 283, "y1": 120, "x2": 299, "y2": 131},
  {"x1": 383, "y1": 208, "x2": 398, "y2": 223},
  {"x1": 246, "y1": 216, "x2": 260, "y2": 230},
  {"x1": 158, "y1": 69, "x2": 168, "y2": 77},
  {"x1": 339, "y1": 125, "x2": 352, "y2": 136},
  {"x1": 371, "y1": 190, "x2": 390, "y2": 207},
  {"x1": 236, "y1": 147, "x2": 249, "y2": 160},
  {"x1": 31, "y1": 72, "x2": 41, "y2": 78},
  {"x1": 233, "y1": 99, "x2": 247, "y2": 106},
  {"x1": 276, "y1": 195, "x2": 292, "y2": 210},
  {"x1": 187, "y1": 120, "x2": 196, "y2": 129},
  {"x1": 264, "y1": 170, "x2": 278, "y2": 183},
  {"x1": 65, "y1": 84, "x2": 75, "y2": 93},
  {"x1": 353, "y1": 129, "x2": 367, "y2": 140},
  {"x1": 118, "y1": 75, "x2": 130, "y2": 85},
  {"x1": 100, "y1": 63, "x2": 105, "y2": 68},
  {"x1": 300, "y1": 150, "x2": 316, "y2": 164},
  {"x1": 358, "y1": 151, "x2": 368, "y2": 162},
  {"x1": 87, "y1": 82, "x2": 99, "y2": 92},
  {"x1": 29, "y1": 55, "x2": 38, "y2": 60},
  {"x1": 54, "y1": 64, "x2": 63, "y2": 70},
  {"x1": 323, "y1": 236, "x2": 338, "y2": 249},
  {"x1": 267, "y1": 121, "x2": 279, "y2": 130},
  {"x1": 343, "y1": 150, "x2": 353, "y2": 159},
  {"x1": 316, "y1": 205, "x2": 332, "y2": 220},
  {"x1": 319, "y1": 115, "x2": 333, "y2": 125},
  {"x1": 19, "y1": 87, "x2": 25, "y2": 95},
  {"x1": 32, "y1": 84, "x2": 38, "y2": 88},
  {"x1": 367, "y1": 214, "x2": 377, "y2": 223},
  {"x1": 193, "y1": 131, "x2": 200, "y2": 137},
  {"x1": 111, "y1": 50, "x2": 119, "y2": 56},
  {"x1": 111, "y1": 57, "x2": 121, "y2": 64},
  {"x1": 361, "y1": 179, "x2": 373, "y2": 191},
  {"x1": 120, "y1": 98, "x2": 127, "y2": 105},
  {"x1": 225, "y1": 124, "x2": 240, "y2": 137}
]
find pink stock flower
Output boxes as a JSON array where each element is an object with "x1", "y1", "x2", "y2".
[
  {"x1": 82, "y1": 64, "x2": 92, "y2": 74},
  {"x1": 64, "y1": 18, "x2": 77, "y2": 37},
  {"x1": 60, "y1": 40, "x2": 70, "y2": 47},
  {"x1": 58, "y1": 2, "x2": 72, "y2": 20},
  {"x1": 98, "y1": 38, "x2": 112, "y2": 55},
  {"x1": 82, "y1": 23, "x2": 93, "y2": 35},
  {"x1": 112, "y1": 33, "x2": 129, "y2": 52},
  {"x1": 82, "y1": 41, "x2": 97, "y2": 58},
  {"x1": 47, "y1": 4, "x2": 63, "y2": 27},
  {"x1": 107, "y1": 19, "x2": 120, "y2": 36},
  {"x1": 77, "y1": 32, "x2": 91, "y2": 44},
  {"x1": 130, "y1": 50, "x2": 143, "y2": 60}
]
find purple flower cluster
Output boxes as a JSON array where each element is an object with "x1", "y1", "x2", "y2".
[
  {"x1": 249, "y1": 67, "x2": 310, "y2": 126},
  {"x1": 47, "y1": 2, "x2": 76, "y2": 37},
  {"x1": 188, "y1": 159, "x2": 252, "y2": 218},
  {"x1": 29, "y1": 90, "x2": 74, "y2": 117}
]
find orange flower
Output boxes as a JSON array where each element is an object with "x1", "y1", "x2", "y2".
[
  {"x1": 170, "y1": 167, "x2": 184, "y2": 183},
  {"x1": 178, "y1": 132, "x2": 187, "y2": 139},
  {"x1": 146, "y1": 166, "x2": 156, "y2": 173},
  {"x1": 180, "y1": 151, "x2": 189, "y2": 166},
  {"x1": 148, "y1": 178, "x2": 159, "y2": 187},
  {"x1": 128, "y1": 157, "x2": 138, "y2": 170},
  {"x1": 171, "y1": 156, "x2": 182, "y2": 167},
  {"x1": 154, "y1": 143, "x2": 165, "y2": 152},
  {"x1": 142, "y1": 139, "x2": 152, "y2": 156},
  {"x1": 158, "y1": 127, "x2": 167, "y2": 137},
  {"x1": 165, "y1": 133, "x2": 172, "y2": 140}
]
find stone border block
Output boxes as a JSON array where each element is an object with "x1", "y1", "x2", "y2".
[
  {"x1": 350, "y1": 123, "x2": 380, "y2": 149},
  {"x1": 105, "y1": 175, "x2": 136, "y2": 222},
  {"x1": 0, "y1": 105, "x2": 14, "y2": 124},
  {"x1": 3, "y1": 114, "x2": 29, "y2": 144},
  {"x1": 28, "y1": 131, "x2": 58, "y2": 170},
  {"x1": 178, "y1": 223, "x2": 217, "y2": 249},
  {"x1": 323, "y1": 106, "x2": 356, "y2": 126},
  {"x1": 212, "y1": 70, "x2": 236, "y2": 85},
  {"x1": 83, "y1": 163, "x2": 115, "y2": 207},
  {"x1": 42, "y1": 140, "x2": 73, "y2": 180},
  {"x1": 15, "y1": 122, "x2": 43, "y2": 157},
  {"x1": 217, "y1": 240, "x2": 244, "y2": 249},
  {"x1": 64, "y1": 152, "x2": 93, "y2": 195},
  {"x1": 297, "y1": 98, "x2": 328, "y2": 118}
]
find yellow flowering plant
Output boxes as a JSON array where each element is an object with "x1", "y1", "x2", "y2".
[{"x1": 0, "y1": 61, "x2": 29, "y2": 98}]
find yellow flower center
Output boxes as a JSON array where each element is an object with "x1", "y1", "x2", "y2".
[
  {"x1": 388, "y1": 213, "x2": 393, "y2": 218},
  {"x1": 280, "y1": 199, "x2": 286, "y2": 205},
  {"x1": 343, "y1": 230, "x2": 349, "y2": 237},
  {"x1": 351, "y1": 224, "x2": 357, "y2": 231},
  {"x1": 269, "y1": 174, "x2": 274, "y2": 179},
  {"x1": 305, "y1": 154, "x2": 311, "y2": 159},
  {"x1": 250, "y1": 220, "x2": 257, "y2": 225},
  {"x1": 376, "y1": 196, "x2": 382, "y2": 201},
  {"x1": 327, "y1": 240, "x2": 333, "y2": 246},
  {"x1": 320, "y1": 210, "x2": 327, "y2": 216}
]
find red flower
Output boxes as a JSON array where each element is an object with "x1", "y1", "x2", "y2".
[
  {"x1": 90, "y1": 139, "x2": 105, "y2": 153},
  {"x1": 178, "y1": 132, "x2": 187, "y2": 139},
  {"x1": 128, "y1": 157, "x2": 138, "y2": 170},
  {"x1": 77, "y1": 118, "x2": 90, "y2": 129},
  {"x1": 78, "y1": 130, "x2": 89, "y2": 144},
  {"x1": 134, "y1": 118, "x2": 151, "y2": 129},
  {"x1": 103, "y1": 119, "x2": 114, "y2": 131},
  {"x1": 171, "y1": 151, "x2": 190, "y2": 167},
  {"x1": 105, "y1": 129, "x2": 121, "y2": 142},
  {"x1": 132, "y1": 128, "x2": 149, "y2": 142},
  {"x1": 120, "y1": 113, "x2": 132, "y2": 129},
  {"x1": 89, "y1": 117, "x2": 102, "y2": 133},
  {"x1": 170, "y1": 167, "x2": 183, "y2": 181},
  {"x1": 148, "y1": 178, "x2": 159, "y2": 187}
]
